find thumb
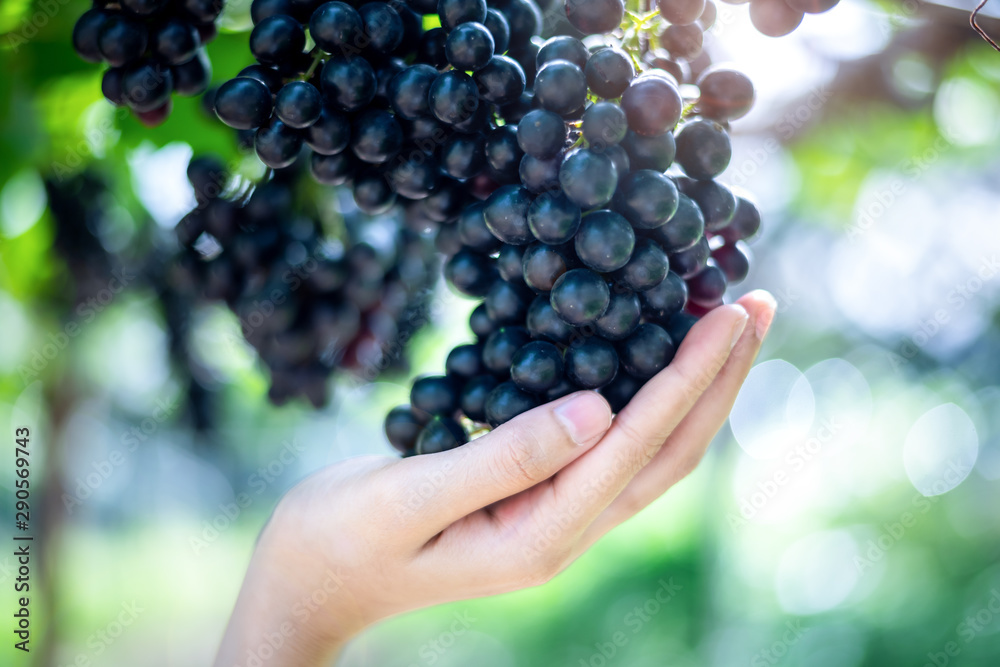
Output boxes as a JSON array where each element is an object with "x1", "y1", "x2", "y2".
[{"x1": 401, "y1": 390, "x2": 613, "y2": 535}]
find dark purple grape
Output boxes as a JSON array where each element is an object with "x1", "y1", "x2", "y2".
[
  {"x1": 386, "y1": 405, "x2": 422, "y2": 453},
  {"x1": 522, "y1": 243, "x2": 570, "y2": 292},
  {"x1": 749, "y1": 0, "x2": 804, "y2": 37},
  {"x1": 675, "y1": 119, "x2": 732, "y2": 180},
  {"x1": 687, "y1": 264, "x2": 728, "y2": 306},
  {"x1": 565, "y1": 0, "x2": 625, "y2": 34},
  {"x1": 668, "y1": 236, "x2": 710, "y2": 279},
  {"x1": 565, "y1": 339, "x2": 618, "y2": 389},
  {"x1": 697, "y1": 66, "x2": 755, "y2": 121},
  {"x1": 621, "y1": 130, "x2": 676, "y2": 172},
  {"x1": 446, "y1": 21, "x2": 495, "y2": 71},
  {"x1": 306, "y1": 107, "x2": 351, "y2": 154},
  {"x1": 359, "y1": 2, "x2": 404, "y2": 54},
  {"x1": 619, "y1": 323, "x2": 675, "y2": 379},
  {"x1": 411, "y1": 375, "x2": 461, "y2": 418},
  {"x1": 601, "y1": 372, "x2": 643, "y2": 412},
  {"x1": 310, "y1": 2, "x2": 363, "y2": 54},
  {"x1": 485, "y1": 279, "x2": 532, "y2": 324},
  {"x1": 239, "y1": 64, "x2": 283, "y2": 93},
  {"x1": 581, "y1": 101, "x2": 628, "y2": 148},
  {"x1": 712, "y1": 242, "x2": 750, "y2": 283},
  {"x1": 439, "y1": 0, "x2": 487, "y2": 29},
  {"x1": 621, "y1": 75, "x2": 683, "y2": 136},
  {"x1": 484, "y1": 9, "x2": 511, "y2": 54},
  {"x1": 250, "y1": 14, "x2": 306, "y2": 65},
  {"x1": 429, "y1": 71, "x2": 480, "y2": 125},
  {"x1": 122, "y1": 60, "x2": 173, "y2": 112},
  {"x1": 485, "y1": 125, "x2": 525, "y2": 180},
  {"x1": 474, "y1": 55, "x2": 526, "y2": 105},
  {"x1": 594, "y1": 290, "x2": 641, "y2": 341},
  {"x1": 682, "y1": 179, "x2": 736, "y2": 231},
  {"x1": 511, "y1": 341, "x2": 564, "y2": 393},
  {"x1": 252, "y1": 0, "x2": 295, "y2": 24},
  {"x1": 559, "y1": 149, "x2": 618, "y2": 209},
  {"x1": 321, "y1": 56, "x2": 378, "y2": 112},
  {"x1": 310, "y1": 152, "x2": 354, "y2": 184},
  {"x1": 98, "y1": 15, "x2": 148, "y2": 67},
  {"x1": 527, "y1": 191, "x2": 581, "y2": 245},
  {"x1": 353, "y1": 171, "x2": 397, "y2": 213},
  {"x1": 527, "y1": 295, "x2": 573, "y2": 342},
  {"x1": 658, "y1": 0, "x2": 706, "y2": 24},
  {"x1": 495, "y1": 0, "x2": 542, "y2": 44},
  {"x1": 574, "y1": 210, "x2": 635, "y2": 273},
  {"x1": 484, "y1": 185, "x2": 534, "y2": 245},
  {"x1": 497, "y1": 244, "x2": 526, "y2": 283},
  {"x1": 534, "y1": 60, "x2": 587, "y2": 116},
  {"x1": 536, "y1": 36, "x2": 590, "y2": 70},
  {"x1": 462, "y1": 374, "x2": 500, "y2": 421},
  {"x1": 173, "y1": 50, "x2": 212, "y2": 96},
  {"x1": 351, "y1": 109, "x2": 403, "y2": 164},
  {"x1": 641, "y1": 271, "x2": 688, "y2": 322},
  {"x1": 718, "y1": 196, "x2": 761, "y2": 242},
  {"x1": 447, "y1": 250, "x2": 498, "y2": 296},
  {"x1": 102, "y1": 67, "x2": 125, "y2": 106},
  {"x1": 519, "y1": 153, "x2": 561, "y2": 193},
  {"x1": 660, "y1": 24, "x2": 703, "y2": 60},
  {"x1": 447, "y1": 343, "x2": 486, "y2": 378},
  {"x1": 441, "y1": 133, "x2": 486, "y2": 179},
  {"x1": 153, "y1": 19, "x2": 200, "y2": 66},
  {"x1": 73, "y1": 9, "x2": 110, "y2": 63},
  {"x1": 274, "y1": 81, "x2": 322, "y2": 129},
  {"x1": 485, "y1": 381, "x2": 539, "y2": 426},
  {"x1": 417, "y1": 416, "x2": 468, "y2": 454},
  {"x1": 470, "y1": 303, "x2": 498, "y2": 338},
  {"x1": 584, "y1": 47, "x2": 634, "y2": 99},
  {"x1": 387, "y1": 155, "x2": 441, "y2": 198},
  {"x1": 646, "y1": 193, "x2": 704, "y2": 252},
  {"x1": 483, "y1": 326, "x2": 531, "y2": 374},
  {"x1": 665, "y1": 312, "x2": 699, "y2": 345},
  {"x1": 517, "y1": 109, "x2": 567, "y2": 159},
  {"x1": 614, "y1": 238, "x2": 669, "y2": 291},
  {"x1": 255, "y1": 119, "x2": 303, "y2": 168},
  {"x1": 458, "y1": 202, "x2": 503, "y2": 253},
  {"x1": 615, "y1": 170, "x2": 679, "y2": 229},
  {"x1": 550, "y1": 268, "x2": 610, "y2": 326}
]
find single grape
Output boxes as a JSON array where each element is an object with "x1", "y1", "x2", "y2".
[
  {"x1": 484, "y1": 185, "x2": 534, "y2": 244},
  {"x1": 483, "y1": 326, "x2": 531, "y2": 374},
  {"x1": 387, "y1": 156, "x2": 441, "y2": 199},
  {"x1": 718, "y1": 196, "x2": 761, "y2": 242},
  {"x1": 646, "y1": 193, "x2": 705, "y2": 253},
  {"x1": 517, "y1": 109, "x2": 567, "y2": 159},
  {"x1": 575, "y1": 210, "x2": 635, "y2": 273},
  {"x1": 461, "y1": 374, "x2": 500, "y2": 421},
  {"x1": 428, "y1": 70, "x2": 480, "y2": 124},
  {"x1": 153, "y1": 19, "x2": 200, "y2": 66},
  {"x1": 439, "y1": 0, "x2": 488, "y2": 30},
  {"x1": 459, "y1": 202, "x2": 503, "y2": 253},
  {"x1": 446, "y1": 343, "x2": 486, "y2": 378},
  {"x1": 711, "y1": 242, "x2": 750, "y2": 283},
  {"x1": 658, "y1": 0, "x2": 706, "y2": 25},
  {"x1": 122, "y1": 60, "x2": 174, "y2": 112},
  {"x1": 668, "y1": 235, "x2": 710, "y2": 278},
  {"x1": 511, "y1": 341, "x2": 564, "y2": 393},
  {"x1": 441, "y1": 133, "x2": 487, "y2": 179},
  {"x1": 565, "y1": 0, "x2": 625, "y2": 35},
  {"x1": 359, "y1": 2, "x2": 404, "y2": 54},
  {"x1": 749, "y1": 0, "x2": 804, "y2": 37},
  {"x1": 682, "y1": 179, "x2": 736, "y2": 231},
  {"x1": 306, "y1": 107, "x2": 352, "y2": 155},
  {"x1": 250, "y1": 14, "x2": 305, "y2": 65},
  {"x1": 470, "y1": 303, "x2": 498, "y2": 338},
  {"x1": 550, "y1": 268, "x2": 610, "y2": 326},
  {"x1": 526, "y1": 295, "x2": 573, "y2": 342},
  {"x1": 252, "y1": 0, "x2": 295, "y2": 24},
  {"x1": 485, "y1": 381, "x2": 539, "y2": 426},
  {"x1": 687, "y1": 264, "x2": 728, "y2": 306},
  {"x1": 621, "y1": 130, "x2": 676, "y2": 172},
  {"x1": 519, "y1": 153, "x2": 562, "y2": 193},
  {"x1": 675, "y1": 119, "x2": 732, "y2": 180},
  {"x1": 446, "y1": 21, "x2": 495, "y2": 71},
  {"x1": 497, "y1": 244, "x2": 527, "y2": 282},
  {"x1": 321, "y1": 56, "x2": 378, "y2": 112},
  {"x1": 351, "y1": 110, "x2": 403, "y2": 164},
  {"x1": 239, "y1": 64, "x2": 283, "y2": 93},
  {"x1": 581, "y1": 102, "x2": 628, "y2": 149},
  {"x1": 485, "y1": 125, "x2": 525, "y2": 179},
  {"x1": 537, "y1": 36, "x2": 590, "y2": 70},
  {"x1": 485, "y1": 279, "x2": 532, "y2": 324},
  {"x1": 417, "y1": 27, "x2": 450, "y2": 69},
  {"x1": 353, "y1": 172, "x2": 397, "y2": 213},
  {"x1": 584, "y1": 47, "x2": 634, "y2": 99},
  {"x1": 73, "y1": 9, "x2": 110, "y2": 63},
  {"x1": 255, "y1": 119, "x2": 304, "y2": 168},
  {"x1": 697, "y1": 66, "x2": 755, "y2": 121},
  {"x1": 534, "y1": 60, "x2": 587, "y2": 116},
  {"x1": 527, "y1": 191, "x2": 581, "y2": 245},
  {"x1": 411, "y1": 375, "x2": 461, "y2": 418},
  {"x1": 172, "y1": 50, "x2": 212, "y2": 96},
  {"x1": 416, "y1": 416, "x2": 468, "y2": 454},
  {"x1": 274, "y1": 81, "x2": 322, "y2": 129},
  {"x1": 473, "y1": 55, "x2": 526, "y2": 105},
  {"x1": 615, "y1": 170, "x2": 679, "y2": 229},
  {"x1": 310, "y1": 152, "x2": 354, "y2": 185},
  {"x1": 640, "y1": 271, "x2": 688, "y2": 322},
  {"x1": 98, "y1": 15, "x2": 148, "y2": 67},
  {"x1": 385, "y1": 405, "x2": 423, "y2": 453},
  {"x1": 559, "y1": 149, "x2": 618, "y2": 210},
  {"x1": 594, "y1": 290, "x2": 642, "y2": 341},
  {"x1": 565, "y1": 339, "x2": 619, "y2": 389},
  {"x1": 665, "y1": 312, "x2": 699, "y2": 345},
  {"x1": 522, "y1": 243, "x2": 570, "y2": 292},
  {"x1": 660, "y1": 23, "x2": 703, "y2": 60},
  {"x1": 614, "y1": 238, "x2": 669, "y2": 291},
  {"x1": 621, "y1": 75, "x2": 683, "y2": 136},
  {"x1": 484, "y1": 9, "x2": 511, "y2": 54},
  {"x1": 619, "y1": 323, "x2": 675, "y2": 379},
  {"x1": 600, "y1": 372, "x2": 643, "y2": 412}
]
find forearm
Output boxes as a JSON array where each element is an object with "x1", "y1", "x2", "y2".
[{"x1": 214, "y1": 539, "x2": 353, "y2": 667}]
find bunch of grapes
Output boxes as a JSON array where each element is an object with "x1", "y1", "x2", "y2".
[
  {"x1": 383, "y1": 2, "x2": 762, "y2": 455},
  {"x1": 71, "y1": 0, "x2": 221, "y2": 125},
  {"x1": 172, "y1": 155, "x2": 440, "y2": 406},
  {"x1": 210, "y1": 0, "x2": 548, "y2": 224}
]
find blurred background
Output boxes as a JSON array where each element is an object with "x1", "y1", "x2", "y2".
[{"x1": 2, "y1": 0, "x2": 1000, "y2": 664}]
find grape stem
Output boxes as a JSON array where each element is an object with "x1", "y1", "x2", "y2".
[
  {"x1": 301, "y1": 49, "x2": 324, "y2": 80},
  {"x1": 971, "y1": 0, "x2": 1000, "y2": 53}
]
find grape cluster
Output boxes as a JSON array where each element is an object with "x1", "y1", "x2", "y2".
[
  {"x1": 72, "y1": 0, "x2": 222, "y2": 126},
  {"x1": 383, "y1": 9, "x2": 762, "y2": 455},
  {"x1": 172, "y1": 155, "x2": 439, "y2": 406},
  {"x1": 210, "y1": 0, "x2": 547, "y2": 224}
]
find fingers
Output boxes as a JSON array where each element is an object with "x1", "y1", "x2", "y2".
[
  {"x1": 579, "y1": 291, "x2": 777, "y2": 546},
  {"x1": 541, "y1": 304, "x2": 750, "y2": 535},
  {"x1": 393, "y1": 390, "x2": 613, "y2": 537}
]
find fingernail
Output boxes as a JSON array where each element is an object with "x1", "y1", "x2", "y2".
[
  {"x1": 731, "y1": 307, "x2": 749, "y2": 350},
  {"x1": 756, "y1": 300, "x2": 776, "y2": 341},
  {"x1": 554, "y1": 392, "x2": 613, "y2": 446}
]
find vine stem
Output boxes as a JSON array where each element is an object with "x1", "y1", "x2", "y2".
[
  {"x1": 972, "y1": 0, "x2": 1000, "y2": 52},
  {"x1": 302, "y1": 48, "x2": 324, "y2": 80}
]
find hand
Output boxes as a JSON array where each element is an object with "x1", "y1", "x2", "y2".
[{"x1": 213, "y1": 291, "x2": 776, "y2": 667}]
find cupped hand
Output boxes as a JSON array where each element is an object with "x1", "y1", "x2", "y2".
[{"x1": 214, "y1": 291, "x2": 776, "y2": 667}]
